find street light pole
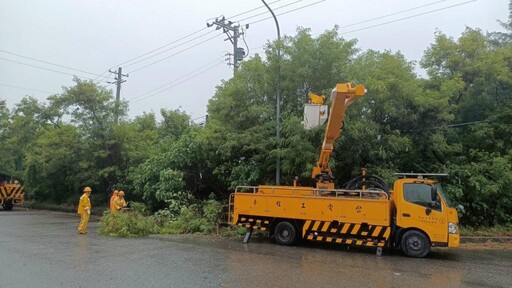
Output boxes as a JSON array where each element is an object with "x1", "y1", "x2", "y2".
[{"x1": 261, "y1": 0, "x2": 281, "y2": 185}]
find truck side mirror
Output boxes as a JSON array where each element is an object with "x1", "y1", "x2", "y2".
[
  {"x1": 431, "y1": 187, "x2": 438, "y2": 202},
  {"x1": 430, "y1": 187, "x2": 441, "y2": 210}
]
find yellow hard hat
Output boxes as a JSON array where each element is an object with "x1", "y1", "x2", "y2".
[
  {"x1": 113, "y1": 190, "x2": 119, "y2": 194},
  {"x1": 118, "y1": 191, "x2": 125, "y2": 196},
  {"x1": 14, "y1": 180, "x2": 19, "y2": 184},
  {"x1": 83, "y1": 186, "x2": 92, "y2": 192}
]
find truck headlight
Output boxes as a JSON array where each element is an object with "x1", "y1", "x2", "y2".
[{"x1": 448, "y1": 222, "x2": 458, "y2": 234}]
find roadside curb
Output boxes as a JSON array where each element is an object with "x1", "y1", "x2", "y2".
[{"x1": 460, "y1": 236, "x2": 512, "y2": 243}]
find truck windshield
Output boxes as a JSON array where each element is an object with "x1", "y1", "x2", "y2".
[{"x1": 435, "y1": 182, "x2": 452, "y2": 207}]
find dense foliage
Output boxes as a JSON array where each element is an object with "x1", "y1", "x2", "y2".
[{"x1": 1, "y1": 8, "x2": 511, "y2": 227}]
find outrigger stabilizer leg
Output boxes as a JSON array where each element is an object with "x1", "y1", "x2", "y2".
[{"x1": 242, "y1": 228, "x2": 253, "y2": 244}]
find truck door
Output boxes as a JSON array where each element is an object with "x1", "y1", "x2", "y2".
[{"x1": 396, "y1": 182, "x2": 448, "y2": 244}]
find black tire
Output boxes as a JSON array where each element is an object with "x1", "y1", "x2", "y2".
[
  {"x1": 401, "y1": 230, "x2": 430, "y2": 258},
  {"x1": 274, "y1": 221, "x2": 298, "y2": 246},
  {"x1": 2, "y1": 200, "x2": 13, "y2": 211}
]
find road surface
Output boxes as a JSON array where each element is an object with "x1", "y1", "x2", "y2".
[{"x1": 0, "y1": 210, "x2": 510, "y2": 288}]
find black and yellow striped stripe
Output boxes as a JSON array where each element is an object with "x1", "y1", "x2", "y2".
[
  {"x1": 0, "y1": 185, "x2": 25, "y2": 202},
  {"x1": 236, "y1": 216, "x2": 272, "y2": 232},
  {"x1": 303, "y1": 220, "x2": 390, "y2": 247}
]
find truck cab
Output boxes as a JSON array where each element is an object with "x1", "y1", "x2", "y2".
[{"x1": 392, "y1": 175, "x2": 460, "y2": 257}]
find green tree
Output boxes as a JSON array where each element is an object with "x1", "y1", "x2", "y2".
[
  {"x1": 25, "y1": 125, "x2": 84, "y2": 203},
  {"x1": 421, "y1": 25, "x2": 512, "y2": 226}
]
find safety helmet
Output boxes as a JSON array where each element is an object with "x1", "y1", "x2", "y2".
[
  {"x1": 118, "y1": 191, "x2": 125, "y2": 196},
  {"x1": 83, "y1": 186, "x2": 92, "y2": 192},
  {"x1": 14, "y1": 180, "x2": 19, "y2": 184},
  {"x1": 113, "y1": 190, "x2": 119, "y2": 194}
]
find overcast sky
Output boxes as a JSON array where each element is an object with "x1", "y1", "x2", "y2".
[{"x1": 0, "y1": 0, "x2": 509, "y2": 121}]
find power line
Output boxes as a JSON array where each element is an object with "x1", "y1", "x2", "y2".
[
  {"x1": 124, "y1": 30, "x2": 216, "y2": 69},
  {"x1": 191, "y1": 115, "x2": 207, "y2": 122},
  {"x1": 131, "y1": 56, "x2": 224, "y2": 101},
  {"x1": 340, "y1": 0, "x2": 450, "y2": 29},
  {"x1": 127, "y1": 32, "x2": 223, "y2": 74},
  {"x1": 242, "y1": 0, "x2": 326, "y2": 52},
  {"x1": 228, "y1": 0, "x2": 282, "y2": 19},
  {"x1": 248, "y1": 0, "x2": 327, "y2": 25},
  {"x1": 339, "y1": 0, "x2": 478, "y2": 35},
  {"x1": 247, "y1": 0, "x2": 476, "y2": 53},
  {"x1": 118, "y1": 2, "x2": 282, "y2": 69},
  {"x1": 130, "y1": 62, "x2": 223, "y2": 104},
  {"x1": 130, "y1": 59, "x2": 224, "y2": 102},
  {"x1": 117, "y1": 28, "x2": 210, "y2": 68},
  {"x1": 0, "y1": 57, "x2": 98, "y2": 81},
  {"x1": 446, "y1": 120, "x2": 488, "y2": 127},
  {"x1": 0, "y1": 82, "x2": 55, "y2": 94},
  {"x1": 237, "y1": 0, "x2": 304, "y2": 22},
  {"x1": 0, "y1": 49, "x2": 112, "y2": 80},
  {"x1": 93, "y1": 29, "x2": 212, "y2": 83},
  {"x1": 103, "y1": 1, "x2": 287, "y2": 78}
]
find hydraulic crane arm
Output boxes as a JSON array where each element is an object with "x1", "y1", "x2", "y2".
[{"x1": 312, "y1": 83, "x2": 365, "y2": 189}]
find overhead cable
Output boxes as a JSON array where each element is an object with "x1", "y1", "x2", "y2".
[
  {"x1": 102, "y1": 1, "x2": 287, "y2": 77},
  {"x1": 130, "y1": 62, "x2": 223, "y2": 104},
  {"x1": 238, "y1": 0, "x2": 304, "y2": 22},
  {"x1": 127, "y1": 32, "x2": 223, "y2": 74},
  {"x1": 0, "y1": 49, "x2": 112, "y2": 79},
  {"x1": 339, "y1": 0, "x2": 478, "y2": 35},
  {"x1": 0, "y1": 57, "x2": 97, "y2": 81},
  {"x1": 130, "y1": 56, "x2": 224, "y2": 101},
  {"x1": 124, "y1": 30, "x2": 216, "y2": 69},
  {"x1": 247, "y1": 0, "x2": 476, "y2": 53},
  {"x1": 248, "y1": 0, "x2": 327, "y2": 25},
  {"x1": 0, "y1": 82, "x2": 55, "y2": 94},
  {"x1": 340, "y1": 0, "x2": 450, "y2": 29}
]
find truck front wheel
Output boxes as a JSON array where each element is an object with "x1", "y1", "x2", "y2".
[
  {"x1": 274, "y1": 221, "x2": 297, "y2": 246},
  {"x1": 2, "y1": 200, "x2": 13, "y2": 211},
  {"x1": 401, "y1": 230, "x2": 430, "y2": 258}
]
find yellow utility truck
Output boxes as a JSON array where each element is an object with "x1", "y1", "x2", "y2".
[{"x1": 228, "y1": 83, "x2": 460, "y2": 258}]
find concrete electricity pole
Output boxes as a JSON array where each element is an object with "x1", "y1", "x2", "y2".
[
  {"x1": 207, "y1": 17, "x2": 248, "y2": 75},
  {"x1": 108, "y1": 67, "x2": 128, "y2": 125}
]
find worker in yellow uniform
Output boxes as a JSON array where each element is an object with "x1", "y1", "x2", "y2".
[
  {"x1": 109, "y1": 190, "x2": 118, "y2": 211},
  {"x1": 113, "y1": 191, "x2": 127, "y2": 212},
  {"x1": 77, "y1": 186, "x2": 92, "y2": 234}
]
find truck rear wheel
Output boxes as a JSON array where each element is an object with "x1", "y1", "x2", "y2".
[
  {"x1": 401, "y1": 230, "x2": 430, "y2": 258},
  {"x1": 2, "y1": 200, "x2": 13, "y2": 211},
  {"x1": 274, "y1": 221, "x2": 297, "y2": 246}
]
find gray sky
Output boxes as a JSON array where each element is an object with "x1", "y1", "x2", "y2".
[{"x1": 0, "y1": 0, "x2": 509, "y2": 121}]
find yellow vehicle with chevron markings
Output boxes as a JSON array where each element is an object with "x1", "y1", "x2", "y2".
[
  {"x1": 0, "y1": 175, "x2": 25, "y2": 211},
  {"x1": 228, "y1": 83, "x2": 460, "y2": 258}
]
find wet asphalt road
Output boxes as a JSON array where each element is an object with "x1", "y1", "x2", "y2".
[{"x1": 0, "y1": 210, "x2": 511, "y2": 288}]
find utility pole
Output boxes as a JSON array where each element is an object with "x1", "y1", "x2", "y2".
[
  {"x1": 207, "y1": 17, "x2": 248, "y2": 75},
  {"x1": 108, "y1": 67, "x2": 128, "y2": 125}
]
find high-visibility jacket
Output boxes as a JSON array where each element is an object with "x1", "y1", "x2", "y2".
[
  {"x1": 110, "y1": 195, "x2": 118, "y2": 211},
  {"x1": 78, "y1": 193, "x2": 91, "y2": 215},
  {"x1": 113, "y1": 197, "x2": 127, "y2": 212}
]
